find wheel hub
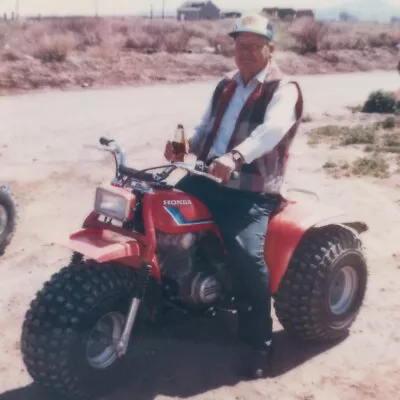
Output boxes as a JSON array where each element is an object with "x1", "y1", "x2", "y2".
[
  {"x1": 86, "y1": 312, "x2": 125, "y2": 370},
  {"x1": 0, "y1": 204, "x2": 8, "y2": 237},
  {"x1": 329, "y1": 265, "x2": 359, "y2": 316}
]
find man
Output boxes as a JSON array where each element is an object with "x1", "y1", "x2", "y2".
[{"x1": 164, "y1": 13, "x2": 303, "y2": 378}]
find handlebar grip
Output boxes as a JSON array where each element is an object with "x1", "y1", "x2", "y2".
[
  {"x1": 99, "y1": 137, "x2": 114, "y2": 146},
  {"x1": 118, "y1": 165, "x2": 154, "y2": 181}
]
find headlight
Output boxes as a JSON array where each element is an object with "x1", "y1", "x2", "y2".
[{"x1": 94, "y1": 185, "x2": 136, "y2": 222}]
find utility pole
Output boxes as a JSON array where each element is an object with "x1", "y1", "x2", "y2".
[
  {"x1": 95, "y1": 0, "x2": 99, "y2": 17},
  {"x1": 15, "y1": 0, "x2": 19, "y2": 19},
  {"x1": 162, "y1": 0, "x2": 165, "y2": 19},
  {"x1": 150, "y1": 4, "x2": 153, "y2": 20}
]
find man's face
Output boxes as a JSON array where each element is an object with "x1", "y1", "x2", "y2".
[{"x1": 234, "y1": 32, "x2": 274, "y2": 77}]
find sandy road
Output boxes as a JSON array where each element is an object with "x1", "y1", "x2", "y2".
[{"x1": 0, "y1": 70, "x2": 399, "y2": 400}]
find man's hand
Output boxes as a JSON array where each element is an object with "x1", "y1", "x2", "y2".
[
  {"x1": 164, "y1": 140, "x2": 186, "y2": 162},
  {"x1": 209, "y1": 153, "x2": 240, "y2": 182},
  {"x1": 164, "y1": 140, "x2": 174, "y2": 161}
]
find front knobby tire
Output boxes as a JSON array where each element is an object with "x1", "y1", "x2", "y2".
[
  {"x1": 21, "y1": 261, "x2": 141, "y2": 399},
  {"x1": 274, "y1": 225, "x2": 368, "y2": 342}
]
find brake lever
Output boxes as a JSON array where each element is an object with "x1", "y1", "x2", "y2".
[
  {"x1": 194, "y1": 160, "x2": 239, "y2": 182},
  {"x1": 189, "y1": 168, "x2": 223, "y2": 184}
]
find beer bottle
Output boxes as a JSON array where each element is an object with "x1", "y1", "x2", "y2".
[{"x1": 171, "y1": 124, "x2": 187, "y2": 162}]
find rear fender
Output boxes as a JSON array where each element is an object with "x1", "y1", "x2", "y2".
[
  {"x1": 62, "y1": 227, "x2": 160, "y2": 281},
  {"x1": 266, "y1": 200, "x2": 368, "y2": 293},
  {"x1": 313, "y1": 217, "x2": 368, "y2": 234}
]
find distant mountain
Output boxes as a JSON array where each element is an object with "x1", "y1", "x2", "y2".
[{"x1": 315, "y1": 0, "x2": 400, "y2": 22}]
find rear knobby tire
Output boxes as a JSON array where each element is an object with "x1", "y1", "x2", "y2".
[
  {"x1": 0, "y1": 185, "x2": 17, "y2": 255},
  {"x1": 21, "y1": 261, "x2": 140, "y2": 400},
  {"x1": 274, "y1": 225, "x2": 368, "y2": 342}
]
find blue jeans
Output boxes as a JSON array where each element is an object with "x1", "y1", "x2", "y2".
[{"x1": 176, "y1": 175, "x2": 280, "y2": 349}]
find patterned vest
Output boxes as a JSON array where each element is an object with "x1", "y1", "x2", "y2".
[{"x1": 191, "y1": 62, "x2": 304, "y2": 194}]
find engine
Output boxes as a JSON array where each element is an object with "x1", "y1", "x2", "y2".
[{"x1": 156, "y1": 231, "x2": 227, "y2": 307}]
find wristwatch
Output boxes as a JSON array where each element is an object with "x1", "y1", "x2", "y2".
[{"x1": 231, "y1": 150, "x2": 244, "y2": 167}]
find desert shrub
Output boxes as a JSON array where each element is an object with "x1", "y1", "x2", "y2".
[
  {"x1": 208, "y1": 33, "x2": 234, "y2": 56},
  {"x1": 322, "y1": 160, "x2": 351, "y2": 178},
  {"x1": 124, "y1": 33, "x2": 162, "y2": 52},
  {"x1": 50, "y1": 17, "x2": 99, "y2": 34},
  {"x1": 163, "y1": 26, "x2": 194, "y2": 53},
  {"x1": 290, "y1": 17, "x2": 329, "y2": 54},
  {"x1": 309, "y1": 124, "x2": 344, "y2": 137},
  {"x1": 48, "y1": 17, "x2": 108, "y2": 49},
  {"x1": 123, "y1": 21, "x2": 199, "y2": 53},
  {"x1": 341, "y1": 125, "x2": 376, "y2": 145},
  {"x1": 362, "y1": 91, "x2": 399, "y2": 114},
  {"x1": 352, "y1": 153, "x2": 389, "y2": 178},
  {"x1": 383, "y1": 133, "x2": 400, "y2": 147},
  {"x1": 308, "y1": 124, "x2": 376, "y2": 145},
  {"x1": 307, "y1": 125, "x2": 342, "y2": 144},
  {"x1": 318, "y1": 21, "x2": 400, "y2": 51},
  {"x1": 1, "y1": 49, "x2": 21, "y2": 61},
  {"x1": 380, "y1": 116, "x2": 396, "y2": 129},
  {"x1": 323, "y1": 160, "x2": 337, "y2": 169},
  {"x1": 367, "y1": 31, "x2": 400, "y2": 48},
  {"x1": 33, "y1": 34, "x2": 76, "y2": 62}
]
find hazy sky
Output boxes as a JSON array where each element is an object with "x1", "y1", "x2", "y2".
[{"x1": 1, "y1": 0, "x2": 399, "y2": 16}]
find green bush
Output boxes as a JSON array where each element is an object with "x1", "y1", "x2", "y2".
[{"x1": 362, "y1": 91, "x2": 399, "y2": 114}]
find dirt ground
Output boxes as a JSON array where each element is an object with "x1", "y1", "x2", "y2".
[{"x1": 0, "y1": 70, "x2": 400, "y2": 400}]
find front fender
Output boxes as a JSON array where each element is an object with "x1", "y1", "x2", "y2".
[
  {"x1": 61, "y1": 228, "x2": 160, "y2": 280},
  {"x1": 266, "y1": 200, "x2": 368, "y2": 293}
]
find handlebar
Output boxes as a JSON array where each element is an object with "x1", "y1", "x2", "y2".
[
  {"x1": 99, "y1": 136, "x2": 126, "y2": 170},
  {"x1": 118, "y1": 164, "x2": 155, "y2": 182},
  {"x1": 99, "y1": 137, "x2": 114, "y2": 146},
  {"x1": 98, "y1": 137, "x2": 239, "y2": 184}
]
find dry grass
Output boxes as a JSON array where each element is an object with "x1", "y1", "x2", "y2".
[
  {"x1": 0, "y1": 17, "x2": 235, "y2": 60},
  {"x1": 323, "y1": 153, "x2": 391, "y2": 179},
  {"x1": 351, "y1": 153, "x2": 390, "y2": 178},
  {"x1": 381, "y1": 116, "x2": 397, "y2": 129},
  {"x1": 319, "y1": 21, "x2": 400, "y2": 51},
  {"x1": 301, "y1": 113, "x2": 313, "y2": 123},
  {"x1": 308, "y1": 124, "x2": 376, "y2": 146},
  {"x1": 309, "y1": 115, "x2": 400, "y2": 146},
  {"x1": 316, "y1": 114, "x2": 400, "y2": 179},
  {"x1": 341, "y1": 125, "x2": 376, "y2": 145},
  {"x1": 366, "y1": 128, "x2": 400, "y2": 154},
  {"x1": 0, "y1": 16, "x2": 399, "y2": 92},
  {"x1": 323, "y1": 159, "x2": 352, "y2": 178},
  {"x1": 2, "y1": 16, "x2": 398, "y2": 58},
  {"x1": 276, "y1": 18, "x2": 400, "y2": 53}
]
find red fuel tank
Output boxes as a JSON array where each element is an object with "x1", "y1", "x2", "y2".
[{"x1": 151, "y1": 189, "x2": 215, "y2": 234}]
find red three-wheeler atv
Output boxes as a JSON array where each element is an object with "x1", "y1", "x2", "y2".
[{"x1": 21, "y1": 137, "x2": 368, "y2": 399}]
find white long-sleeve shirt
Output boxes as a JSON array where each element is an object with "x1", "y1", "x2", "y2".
[{"x1": 190, "y1": 65, "x2": 299, "y2": 164}]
